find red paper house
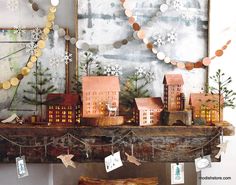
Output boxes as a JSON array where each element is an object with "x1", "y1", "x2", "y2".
[
  {"x1": 46, "y1": 94, "x2": 81, "y2": 124},
  {"x1": 134, "y1": 97, "x2": 164, "y2": 126},
  {"x1": 82, "y1": 76, "x2": 120, "y2": 117},
  {"x1": 163, "y1": 74, "x2": 184, "y2": 111},
  {"x1": 189, "y1": 93, "x2": 223, "y2": 123}
]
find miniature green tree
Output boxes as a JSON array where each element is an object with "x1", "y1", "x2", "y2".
[
  {"x1": 120, "y1": 67, "x2": 155, "y2": 113},
  {"x1": 209, "y1": 69, "x2": 236, "y2": 122},
  {"x1": 23, "y1": 63, "x2": 56, "y2": 119}
]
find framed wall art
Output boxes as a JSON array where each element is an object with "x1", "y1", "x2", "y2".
[
  {"x1": 77, "y1": 0, "x2": 209, "y2": 101},
  {"x1": 0, "y1": 28, "x2": 68, "y2": 118}
]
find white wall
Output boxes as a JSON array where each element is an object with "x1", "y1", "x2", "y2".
[{"x1": 201, "y1": 0, "x2": 236, "y2": 185}]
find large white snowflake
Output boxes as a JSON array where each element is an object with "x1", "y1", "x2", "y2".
[
  {"x1": 7, "y1": 0, "x2": 19, "y2": 11},
  {"x1": 31, "y1": 28, "x2": 42, "y2": 42},
  {"x1": 103, "y1": 65, "x2": 112, "y2": 76},
  {"x1": 63, "y1": 52, "x2": 73, "y2": 64},
  {"x1": 13, "y1": 25, "x2": 26, "y2": 36},
  {"x1": 167, "y1": 31, "x2": 177, "y2": 44},
  {"x1": 153, "y1": 35, "x2": 165, "y2": 47},
  {"x1": 135, "y1": 67, "x2": 146, "y2": 77},
  {"x1": 25, "y1": 42, "x2": 37, "y2": 55}
]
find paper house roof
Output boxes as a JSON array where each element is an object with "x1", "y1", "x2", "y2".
[
  {"x1": 46, "y1": 94, "x2": 80, "y2": 106},
  {"x1": 189, "y1": 93, "x2": 223, "y2": 109},
  {"x1": 135, "y1": 97, "x2": 164, "y2": 110},
  {"x1": 163, "y1": 74, "x2": 184, "y2": 85},
  {"x1": 82, "y1": 76, "x2": 120, "y2": 92}
]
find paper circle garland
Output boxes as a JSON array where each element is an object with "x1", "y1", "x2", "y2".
[{"x1": 51, "y1": 0, "x2": 60, "y2": 6}]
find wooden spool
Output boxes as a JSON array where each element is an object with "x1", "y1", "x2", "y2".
[{"x1": 81, "y1": 116, "x2": 124, "y2": 126}]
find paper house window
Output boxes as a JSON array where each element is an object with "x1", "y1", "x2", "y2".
[
  {"x1": 189, "y1": 93, "x2": 223, "y2": 123},
  {"x1": 163, "y1": 74, "x2": 184, "y2": 111},
  {"x1": 134, "y1": 97, "x2": 164, "y2": 126},
  {"x1": 82, "y1": 76, "x2": 120, "y2": 117},
  {"x1": 46, "y1": 94, "x2": 81, "y2": 124}
]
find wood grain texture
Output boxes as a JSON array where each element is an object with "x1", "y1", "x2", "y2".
[{"x1": 78, "y1": 176, "x2": 158, "y2": 185}]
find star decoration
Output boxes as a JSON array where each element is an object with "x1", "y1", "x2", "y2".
[
  {"x1": 153, "y1": 35, "x2": 165, "y2": 47},
  {"x1": 103, "y1": 64, "x2": 123, "y2": 76},
  {"x1": 103, "y1": 65, "x2": 112, "y2": 76},
  {"x1": 57, "y1": 154, "x2": 76, "y2": 168},
  {"x1": 125, "y1": 152, "x2": 141, "y2": 166},
  {"x1": 7, "y1": 0, "x2": 19, "y2": 12},
  {"x1": 167, "y1": 31, "x2": 177, "y2": 44},
  {"x1": 13, "y1": 25, "x2": 26, "y2": 36},
  {"x1": 31, "y1": 28, "x2": 43, "y2": 42},
  {"x1": 25, "y1": 42, "x2": 37, "y2": 55},
  {"x1": 215, "y1": 141, "x2": 229, "y2": 159},
  {"x1": 63, "y1": 52, "x2": 73, "y2": 64}
]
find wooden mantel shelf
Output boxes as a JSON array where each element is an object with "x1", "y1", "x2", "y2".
[{"x1": 0, "y1": 122, "x2": 234, "y2": 163}]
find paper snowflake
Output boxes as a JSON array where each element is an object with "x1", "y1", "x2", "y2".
[
  {"x1": 111, "y1": 65, "x2": 122, "y2": 76},
  {"x1": 103, "y1": 65, "x2": 112, "y2": 76},
  {"x1": 173, "y1": 0, "x2": 183, "y2": 10},
  {"x1": 31, "y1": 28, "x2": 42, "y2": 42},
  {"x1": 182, "y1": 9, "x2": 196, "y2": 22},
  {"x1": 153, "y1": 35, "x2": 165, "y2": 47},
  {"x1": 63, "y1": 52, "x2": 73, "y2": 64},
  {"x1": 167, "y1": 31, "x2": 177, "y2": 44},
  {"x1": 7, "y1": 0, "x2": 19, "y2": 11},
  {"x1": 135, "y1": 67, "x2": 146, "y2": 77},
  {"x1": 50, "y1": 56, "x2": 61, "y2": 67},
  {"x1": 25, "y1": 42, "x2": 37, "y2": 55},
  {"x1": 145, "y1": 71, "x2": 155, "y2": 83},
  {"x1": 13, "y1": 25, "x2": 26, "y2": 36}
]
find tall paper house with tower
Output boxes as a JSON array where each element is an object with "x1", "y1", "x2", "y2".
[{"x1": 162, "y1": 74, "x2": 192, "y2": 125}]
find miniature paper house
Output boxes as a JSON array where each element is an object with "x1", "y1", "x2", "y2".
[
  {"x1": 163, "y1": 74, "x2": 184, "y2": 111},
  {"x1": 82, "y1": 76, "x2": 120, "y2": 117},
  {"x1": 189, "y1": 93, "x2": 223, "y2": 123},
  {"x1": 134, "y1": 97, "x2": 164, "y2": 126},
  {"x1": 46, "y1": 94, "x2": 81, "y2": 124}
]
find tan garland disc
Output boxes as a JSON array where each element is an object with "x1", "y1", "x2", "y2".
[
  {"x1": 0, "y1": 83, "x2": 3, "y2": 89},
  {"x1": 34, "y1": 49, "x2": 42, "y2": 57},
  {"x1": 47, "y1": 13, "x2": 55, "y2": 21},
  {"x1": 10, "y1": 77, "x2": 20, "y2": 86},
  {"x1": 21, "y1": 67, "x2": 31, "y2": 76},
  {"x1": 38, "y1": 40, "x2": 46, "y2": 49},
  {"x1": 30, "y1": 55, "x2": 37, "y2": 63},
  {"x1": 46, "y1": 22, "x2": 52, "y2": 28},
  {"x1": 27, "y1": 62, "x2": 34, "y2": 69},
  {"x1": 43, "y1": 28, "x2": 50, "y2": 34},
  {"x1": 41, "y1": 33, "x2": 48, "y2": 40},
  {"x1": 2, "y1": 81, "x2": 11, "y2": 90}
]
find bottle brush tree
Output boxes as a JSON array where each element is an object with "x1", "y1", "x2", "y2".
[
  {"x1": 23, "y1": 63, "x2": 57, "y2": 120},
  {"x1": 209, "y1": 69, "x2": 236, "y2": 122}
]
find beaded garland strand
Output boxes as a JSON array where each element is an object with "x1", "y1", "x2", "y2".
[
  {"x1": 0, "y1": 5, "x2": 58, "y2": 90},
  {"x1": 120, "y1": 0, "x2": 231, "y2": 71}
]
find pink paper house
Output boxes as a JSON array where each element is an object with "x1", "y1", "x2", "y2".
[
  {"x1": 163, "y1": 74, "x2": 184, "y2": 111},
  {"x1": 134, "y1": 97, "x2": 164, "y2": 126},
  {"x1": 82, "y1": 76, "x2": 120, "y2": 117},
  {"x1": 189, "y1": 93, "x2": 223, "y2": 123}
]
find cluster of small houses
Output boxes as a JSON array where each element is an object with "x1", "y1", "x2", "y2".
[{"x1": 46, "y1": 74, "x2": 222, "y2": 126}]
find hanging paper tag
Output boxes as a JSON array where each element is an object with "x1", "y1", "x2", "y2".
[
  {"x1": 171, "y1": 163, "x2": 184, "y2": 184},
  {"x1": 16, "y1": 156, "x2": 29, "y2": 178},
  {"x1": 195, "y1": 155, "x2": 211, "y2": 172},
  {"x1": 104, "y1": 151, "x2": 123, "y2": 172}
]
